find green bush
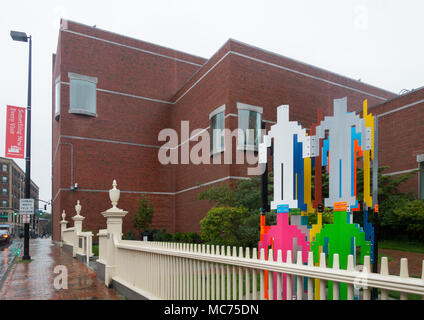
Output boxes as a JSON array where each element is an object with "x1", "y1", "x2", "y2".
[
  {"x1": 393, "y1": 200, "x2": 424, "y2": 241},
  {"x1": 123, "y1": 230, "x2": 136, "y2": 240},
  {"x1": 200, "y1": 206, "x2": 249, "y2": 247},
  {"x1": 152, "y1": 229, "x2": 173, "y2": 242},
  {"x1": 181, "y1": 232, "x2": 202, "y2": 243}
]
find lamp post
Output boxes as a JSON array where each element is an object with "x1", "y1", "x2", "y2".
[{"x1": 10, "y1": 30, "x2": 32, "y2": 260}]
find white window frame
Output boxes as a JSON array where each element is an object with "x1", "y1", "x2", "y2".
[
  {"x1": 237, "y1": 102, "x2": 263, "y2": 151},
  {"x1": 55, "y1": 76, "x2": 61, "y2": 119},
  {"x1": 2, "y1": 164, "x2": 7, "y2": 172},
  {"x1": 209, "y1": 105, "x2": 226, "y2": 156},
  {"x1": 68, "y1": 72, "x2": 98, "y2": 117}
]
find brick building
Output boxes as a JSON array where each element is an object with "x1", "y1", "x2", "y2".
[
  {"x1": 51, "y1": 19, "x2": 423, "y2": 242},
  {"x1": 0, "y1": 157, "x2": 39, "y2": 235}
]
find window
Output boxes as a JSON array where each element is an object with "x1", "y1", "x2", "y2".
[
  {"x1": 69, "y1": 72, "x2": 98, "y2": 117},
  {"x1": 2, "y1": 176, "x2": 7, "y2": 183},
  {"x1": 209, "y1": 105, "x2": 225, "y2": 155},
  {"x1": 2, "y1": 188, "x2": 6, "y2": 196},
  {"x1": 2, "y1": 164, "x2": 7, "y2": 172},
  {"x1": 55, "y1": 76, "x2": 61, "y2": 118},
  {"x1": 418, "y1": 154, "x2": 424, "y2": 200},
  {"x1": 2, "y1": 201, "x2": 7, "y2": 208},
  {"x1": 237, "y1": 103, "x2": 262, "y2": 151}
]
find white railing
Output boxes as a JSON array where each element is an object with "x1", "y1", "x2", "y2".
[
  {"x1": 59, "y1": 202, "x2": 93, "y2": 263},
  {"x1": 97, "y1": 229, "x2": 107, "y2": 264},
  {"x1": 109, "y1": 238, "x2": 424, "y2": 300},
  {"x1": 77, "y1": 231, "x2": 94, "y2": 263},
  {"x1": 62, "y1": 227, "x2": 75, "y2": 246}
]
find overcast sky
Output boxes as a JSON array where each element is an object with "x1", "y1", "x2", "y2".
[{"x1": 0, "y1": 0, "x2": 423, "y2": 211}]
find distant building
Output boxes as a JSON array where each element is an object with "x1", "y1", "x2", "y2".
[
  {"x1": 0, "y1": 157, "x2": 39, "y2": 234},
  {"x1": 51, "y1": 19, "x2": 423, "y2": 242}
]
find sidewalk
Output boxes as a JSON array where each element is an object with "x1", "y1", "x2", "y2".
[{"x1": 0, "y1": 238, "x2": 121, "y2": 300}]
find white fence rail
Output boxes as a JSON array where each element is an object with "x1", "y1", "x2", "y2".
[{"x1": 59, "y1": 202, "x2": 93, "y2": 263}]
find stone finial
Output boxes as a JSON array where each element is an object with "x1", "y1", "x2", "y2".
[
  {"x1": 109, "y1": 179, "x2": 120, "y2": 210},
  {"x1": 61, "y1": 210, "x2": 66, "y2": 221},
  {"x1": 75, "y1": 200, "x2": 82, "y2": 216}
]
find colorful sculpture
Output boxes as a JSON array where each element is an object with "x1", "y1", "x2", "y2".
[{"x1": 258, "y1": 97, "x2": 376, "y2": 300}]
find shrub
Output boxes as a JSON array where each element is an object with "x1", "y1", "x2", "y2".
[
  {"x1": 393, "y1": 200, "x2": 424, "y2": 241},
  {"x1": 123, "y1": 230, "x2": 136, "y2": 240},
  {"x1": 200, "y1": 206, "x2": 249, "y2": 246},
  {"x1": 152, "y1": 229, "x2": 173, "y2": 242},
  {"x1": 181, "y1": 232, "x2": 202, "y2": 244}
]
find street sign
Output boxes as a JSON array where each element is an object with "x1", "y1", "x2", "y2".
[
  {"x1": 22, "y1": 215, "x2": 30, "y2": 224},
  {"x1": 19, "y1": 199, "x2": 34, "y2": 215}
]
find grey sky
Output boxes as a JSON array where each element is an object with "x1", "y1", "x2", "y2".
[{"x1": 0, "y1": 0, "x2": 423, "y2": 210}]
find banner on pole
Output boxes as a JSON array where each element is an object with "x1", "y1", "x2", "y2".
[{"x1": 5, "y1": 105, "x2": 26, "y2": 159}]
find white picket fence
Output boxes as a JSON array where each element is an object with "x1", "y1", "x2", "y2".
[
  {"x1": 63, "y1": 180, "x2": 424, "y2": 300},
  {"x1": 107, "y1": 237, "x2": 424, "y2": 300}
]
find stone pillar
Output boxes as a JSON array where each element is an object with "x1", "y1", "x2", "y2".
[
  {"x1": 59, "y1": 210, "x2": 68, "y2": 248},
  {"x1": 72, "y1": 200, "x2": 85, "y2": 257},
  {"x1": 102, "y1": 180, "x2": 127, "y2": 287}
]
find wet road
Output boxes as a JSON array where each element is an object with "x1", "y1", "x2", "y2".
[{"x1": 0, "y1": 239, "x2": 23, "y2": 283}]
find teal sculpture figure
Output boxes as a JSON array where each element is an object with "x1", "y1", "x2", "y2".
[{"x1": 311, "y1": 203, "x2": 371, "y2": 300}]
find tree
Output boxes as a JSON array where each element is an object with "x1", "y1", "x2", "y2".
[{"x1": 133, "y1": 195, "x2": 154, "y2": 237}]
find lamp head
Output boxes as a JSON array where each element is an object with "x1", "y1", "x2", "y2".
[{"x1": 10, "y1": 30, "x2": 28, "y2": 42}]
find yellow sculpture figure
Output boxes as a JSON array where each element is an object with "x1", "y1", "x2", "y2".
[
  {"x1": 303, "y1": 157, "x2": 315, "y2": 215},
  {"x1": 363, "y1": 100, "x2": 374, "y2": 208}
]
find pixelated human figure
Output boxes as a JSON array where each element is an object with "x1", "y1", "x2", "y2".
[
  {"x1": 311, "y1": 97, "x2": 371, "y2": 208},
  {"x1": 259, "y1": 204, "x2": 310, "y2": 300},
  {"x1": 311, "y1": 202, "x2": 371, "y2": 300},
  {"x1": 259, "y1": 105, "x2": 310, "y2": 210}
]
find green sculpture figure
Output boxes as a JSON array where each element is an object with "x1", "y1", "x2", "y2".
[{"x1": 311, "y1": 203, "x2": 371, "y2": 300}]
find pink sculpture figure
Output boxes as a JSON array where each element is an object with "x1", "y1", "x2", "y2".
[{"x1": 258, "y1": 205, "x2": 310, "y2": 300}]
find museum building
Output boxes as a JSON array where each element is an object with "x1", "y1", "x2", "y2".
[{"x1": 51, "y1": 19, "x2": 424, "y2": 242}]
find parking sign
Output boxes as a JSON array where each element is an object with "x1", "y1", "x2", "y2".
[{"x1": 19, "y1": 199, "x2": 34, "y2": 215}]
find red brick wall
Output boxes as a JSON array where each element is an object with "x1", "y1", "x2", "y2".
[{"x1": 369, "y1": 87, "x2": 424, "y2": 198}]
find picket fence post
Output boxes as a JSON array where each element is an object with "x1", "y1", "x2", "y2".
[
  {"x1": 59, "y1": 210, "x2": 67, "y2": 248},
  {"x1": 101, "y1": 180, "x2": 128, "y2": 287},
  {"x1": 72, "y1": 200, "x2": 84, "y2": 257}
]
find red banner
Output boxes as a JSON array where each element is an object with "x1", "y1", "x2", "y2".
[{"x1": 5, "y1": 105, "x2": 26, "y2": 159}]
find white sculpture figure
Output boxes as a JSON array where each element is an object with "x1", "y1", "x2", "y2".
[
  {"x1": 311, "y1": 97, "x2": 371, "y2": 208},
  {"x1": 259, "y1": 105, "x2": 310, "y2": 209}
]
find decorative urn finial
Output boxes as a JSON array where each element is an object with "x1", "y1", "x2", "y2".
[
  {"x1": 75, "y1": 200, "x2": 82, "y2": 216},
  {"x1": 61, "y1": 210, "x2": 66, "y2": 221},
  {"x1": 109, "y1": 179, "x2": 120, "y2": 209}
]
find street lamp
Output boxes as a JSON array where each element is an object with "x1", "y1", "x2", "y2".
[{"x1": 10, "y1": 30, "x2": 32, "y2": 260}]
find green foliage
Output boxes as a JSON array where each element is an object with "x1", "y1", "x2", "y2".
[
  {"x1": 392, "y1": 200, "x2": 424, "y2": 241},
  {"x1": 133, "y1": 195, "x2": 154, "y2": 233},
  {"x1": 123, "y1": 230, "x2": 136, "y2": 240},
  {"x1": 200, "y1": 206, "x2": 249, "y2": 246},
  {"x1": 152, "y1": 229, "x2": 173, "y2": 242},
  {"x1": 198, "y1": 174, "x2": 273, "y2": 214},
  {"x1": 307, "y1": 207, "x2": 333, "y2": 225},
  {"x1": 151, "y1": 229, "x2": 202, "y2": 243}
]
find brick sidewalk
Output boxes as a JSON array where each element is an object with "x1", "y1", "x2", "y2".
[{"x1": 0, "y1": 239, "x2": 121, "y2": 300}]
